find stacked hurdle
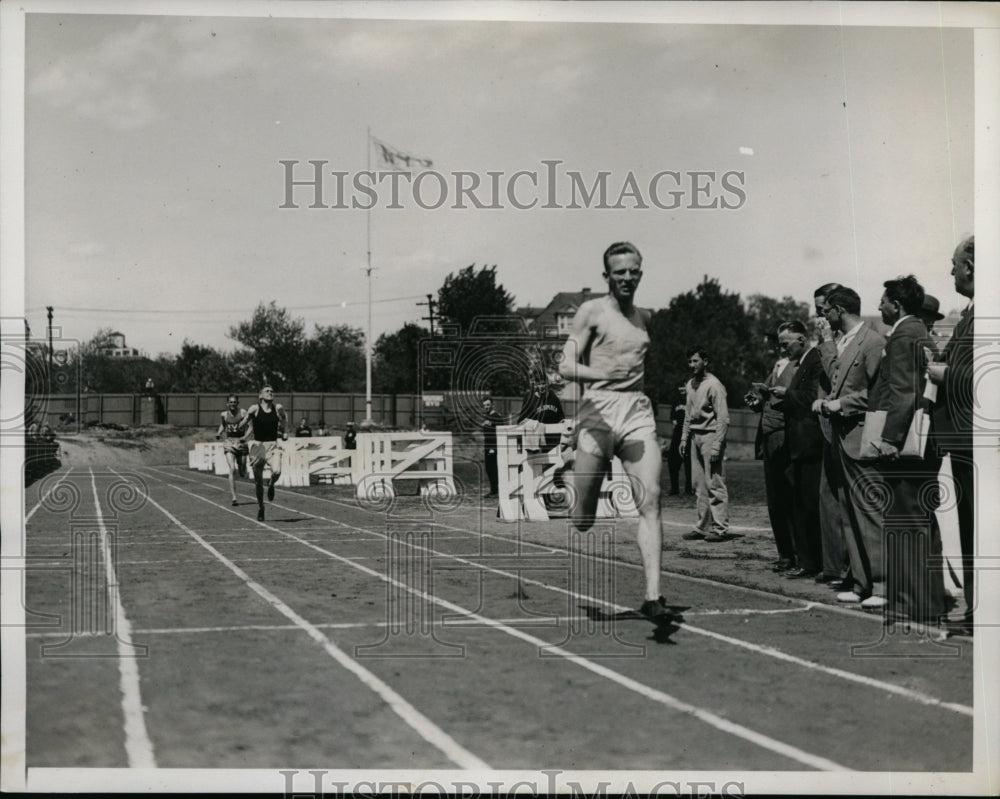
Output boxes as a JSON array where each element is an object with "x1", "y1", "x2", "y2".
[
  {"x1": 188, "y1": 441, "x2": 225, "y2": 472},
  {"x1": 495, "y1": 422, "x2": 638, "y2": 522},
  {"x1": 275, "y1": 436, "x2": 351, "y2": 487},
  {"x1": 187, "y1": 432, "x2": 455, "y2": 498},
  {"x1": 354, "y1": 431, "x2": 455, "y2": 501}
]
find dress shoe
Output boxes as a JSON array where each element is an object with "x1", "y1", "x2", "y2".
[
  {"x1": 771, "y1": 559, "x2": 795, "y2": 572},
  {"x1": 703, "y1": 532, "x2": 728, "y2": 543},
  {"x1": 785, "y1": 568, "x2": 819, "y2": 580},
  {"x1": 683, "y1": 530, "x2": 706, "y2": 540},
  {"x1": 829, "y1": 579, "x2": 853, "y2": 591}
]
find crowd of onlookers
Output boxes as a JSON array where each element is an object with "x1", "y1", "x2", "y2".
[
  {"x1": 671, "y1": 236, "x2": 975, "y2": 637},
  {"x1": 25, "y1": 421, "x2": 60, "y2": 484}
]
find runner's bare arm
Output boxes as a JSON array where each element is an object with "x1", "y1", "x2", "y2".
[
  {"x1": 216, "y1": 412, "x2": 226, "y2": 440},
  {"x1": 240, "y1": 406, "x2": 258, "y2": 441}
]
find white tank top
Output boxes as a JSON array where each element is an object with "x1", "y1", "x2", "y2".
[{"x1": 583, "y1": 300, "x2": 649, "y2": 392}]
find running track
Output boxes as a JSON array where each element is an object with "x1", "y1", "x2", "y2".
[{"x1": 19, "y1": 465, "x2": 978, "y2": 786}]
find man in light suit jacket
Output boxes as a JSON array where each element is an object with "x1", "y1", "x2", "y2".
[
  {"x1": 812, "y1": 287, "x2": 886, "y2": 605},
  {"x1": 869, "y1": 276, "x2": 946, "y2": 627},
  {"x1": 771, "y1": 321, "x2": 825, "y2": 578},
  {"x1": 928, "y1": 236, "x2": 975, "y2": 635}
]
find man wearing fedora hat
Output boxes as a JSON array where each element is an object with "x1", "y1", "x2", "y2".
[{"x1": 917, "y1": 294, "x2": 946, "y2": 351}]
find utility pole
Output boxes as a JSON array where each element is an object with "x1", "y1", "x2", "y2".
[
  {"x1": 46, "y1": 306, "x2": 53, "y2": 396},
  {"x1": 417, "y1": 293, "x2": 437, "y2": 336}
]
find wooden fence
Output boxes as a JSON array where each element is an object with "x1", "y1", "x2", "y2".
[{"x1": 31, "y1": 392, "x2": 760, "y2": 447}]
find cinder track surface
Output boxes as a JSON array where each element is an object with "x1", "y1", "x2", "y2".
[{"x1": 22, "y1": 464, "x2": 974, "y2": 775}]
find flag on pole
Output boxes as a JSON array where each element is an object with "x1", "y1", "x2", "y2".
[{"x1": 371, "y1": 137, "x2": 433, "y2": 171}]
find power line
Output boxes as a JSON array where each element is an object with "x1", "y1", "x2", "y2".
[
  {"x1": 416, "y1": 293, "x2": 437, "y2": 336},
  {"x1": 25, "y1": 294, "x2": 426, "y2": 315}
]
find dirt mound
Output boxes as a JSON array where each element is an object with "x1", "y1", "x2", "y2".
[{"x1": 54, "y1": 425, "x2": 216, "y2": 469}]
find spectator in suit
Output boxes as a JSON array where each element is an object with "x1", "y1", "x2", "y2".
[
  {"x1": 770, "y1": 321, "x2": 825, "y2": 579},
  {"x1": 481, "y1": 397, "x2": 506, "y2": 496},
  {"x1": 812, "y1": 287, "x2": 887, "y2": 606},
  {"x1": 517, "y1": 369, "x2": 566, "y2": 450},
  {"x1": 344, "y1": 421, "x2": 357, "y2": 450},
  {"x1": 746, "y1": 344, "x2": 796, "y2": 571},
  {"x1": 681, "y1": 346, "x2": 730, "y2": 542},
  {"x1": 295, "y1": 418, "x2": 313, "y2": 437},
  {"x1": 869, "y1": 275, "x2": 946, "y2": 630},
  {"x1": 927, "y1": 236, "x2": 975, "y2": 636},
  {"x1": 667, "y1": 385, "x2": 693, "y2": 496},
  {"x1": 813, "y1": 283, "x2": 848, "y2": 584}
]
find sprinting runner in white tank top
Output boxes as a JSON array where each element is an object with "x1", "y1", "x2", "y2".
[{"x1": 559, "y1": 242, "x2": 669, "y2": 621}]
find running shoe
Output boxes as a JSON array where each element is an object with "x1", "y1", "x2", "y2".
[
  {"x1": 638, "y1": 596, "x2": 672, "y2": 620},
  {"x1": 231, "y1": 499, "x2": 238, "y2": 506},
  {"x1": 257, "y1": 506, "x2": 265, "y2": 522},
  {"x1": 267, "y1": 481, "x2": 275, "y2": 502}
]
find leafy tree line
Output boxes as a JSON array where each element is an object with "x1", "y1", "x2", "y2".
[{"x1": 41, "y1": 267, "x2": 812, "y2": 407}]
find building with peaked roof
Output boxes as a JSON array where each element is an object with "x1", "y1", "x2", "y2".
[
  {"x1": 516, "y1": 287, "x2": 607, "y2": 338},
  {"x1": 102, "y1": 331, "x2": 140, "y2": 358}
]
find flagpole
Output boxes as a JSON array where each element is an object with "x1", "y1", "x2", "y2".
[{"x1": 365, "y1": 125, "x2": 373, "y2": 424}]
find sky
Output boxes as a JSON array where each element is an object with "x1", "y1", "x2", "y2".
[{"x1": 15, "y1": 4, "x2": 983, "y2": 358}]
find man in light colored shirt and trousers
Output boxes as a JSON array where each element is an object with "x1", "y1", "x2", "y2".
[{"x1": 681, "y1": 345, "x2": 730, "y2": 542}]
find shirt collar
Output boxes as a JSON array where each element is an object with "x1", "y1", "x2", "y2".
[
  {"x1": 888, "y1": 314, "x2": 914, "y2": 336},
  {"x1": 841, "y1": 321, "x2": 864, "y2": 340}
]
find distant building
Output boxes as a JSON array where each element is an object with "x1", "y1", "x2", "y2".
[
  {"x1": 103, "y1": 331, "x2": 140, "y2": 358},
  {"x1": 516, "y1": 287, "x2": 606, "y2": 338}
]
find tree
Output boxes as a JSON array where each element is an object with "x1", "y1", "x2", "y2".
[
  {"x1": 436, "y1": 264, "x2": 515, "y2": 334},
  {"x1": 304, "y1": 324, "x2": 366, "y2": 392},
  {"x1": 171, "y1": 340, "x2": 245, "y2": 392},
  {"x1": 228, "y1": 302, "x2": 307, "y2": 389},
  {"x1": 744, "y1": 293, "x2": 813, "y2": 380},
  {"x1": 433, "y1": 263, "x2": 530, "y2": 396},
  {"x1": 373, "y1": 322, "x2": 427, "y2": 394},
  {"x1": 646, "y1": 277, "x2": 756, "y2": 405}
]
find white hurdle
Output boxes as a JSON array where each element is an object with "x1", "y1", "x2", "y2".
[
  {"x1": 188, "y1": 431, "x2": 455, "y2": 497},
  {"x1": 496, "y1": 422, "x2": 638, "y2": 522},
  {"x1": 355, "y1": 431, "x2": 455, "y2": 501}
]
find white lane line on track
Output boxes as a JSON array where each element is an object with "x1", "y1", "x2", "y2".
[
  {"x1": 175, "y1": 463, "x2": 870, "y2": 620},
  {"x1": 25, "y1": 615, "x2": 599, "y2": 638},
  {"x1": 88, "y1": 468, "x2": 156, "y2": 768},
  {"x1": 145, "y1": 466, "x2": 973, "y2": 720},
  {"x1": 140, "y1": 469, "x2": 851, "y2": 771},
  {"x1": 25, "y1": 467, "x2": 73, "y2": 521},
  {"x1": 27, "y1": 608, "x2": 820, "y2": 639},
  {"x1": 159, "y1": 467, "x2": 836, "y2": 607},
  {"x1": 118, "y1": 471, "x2": 490, "y2": 770}
]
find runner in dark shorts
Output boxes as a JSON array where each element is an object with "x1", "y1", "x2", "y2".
[{"x1": 242, "y1": 385, "x2": 288, "y2": 521}]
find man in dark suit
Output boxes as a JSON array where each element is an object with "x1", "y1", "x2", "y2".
[
  {"x1": 813, "y1": 283, "x2": 848, "y2": 583},
  {"x1": 770, "y1": 321, "x2": 825, "y2": 578},
  {"x1": 927, "y1": 236, "x2": 975, "y2": 635},
  {"x1": 869, "y1": 276, "x2": 946, "y2": 628},
  {"x1": 746, "y1": 347, "x2": 797, "y2": 571},
  {"x1": 812, "y1": 287, "x2": 886, "y2": 606}
]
